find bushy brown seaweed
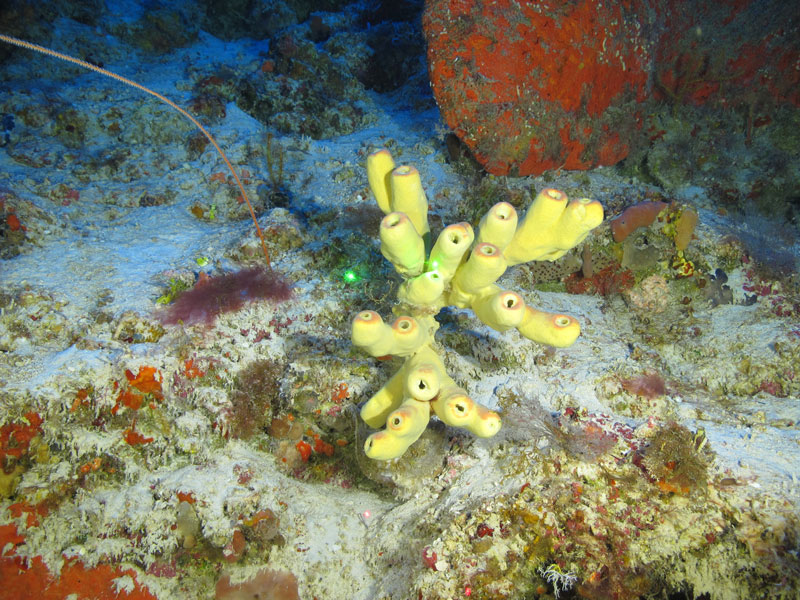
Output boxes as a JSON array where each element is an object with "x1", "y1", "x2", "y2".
[
  {"x1": 227, "y1": 358, "x2": 284, "y2": 439},
  {"x1": 640, "y1": 421, "x2": 711, "y2": 494}
]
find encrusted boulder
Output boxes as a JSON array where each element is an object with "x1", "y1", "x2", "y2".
[
  {"x1": 423, "y1": 0, "x2": 800, "y2": 176},
  {"x1": 423, "y1": 0, "x2": 652, "y2": 176}
]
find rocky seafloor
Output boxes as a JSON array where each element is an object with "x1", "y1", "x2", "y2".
[{"x1": 1, "y1": 2, "x2": 799, "y2": 599}]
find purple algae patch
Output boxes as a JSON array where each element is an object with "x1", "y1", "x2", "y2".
[{"x1": 161, "y1": 267, "x2": 291, "y2": 326}]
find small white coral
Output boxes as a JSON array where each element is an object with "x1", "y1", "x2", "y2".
[{"x1": 538, "y1": 564, "x2": 578, "y2": 598}]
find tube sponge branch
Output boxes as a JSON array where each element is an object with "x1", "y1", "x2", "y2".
[{"x1": 354, "y1": 149, "x2": 604, "y2": 460}]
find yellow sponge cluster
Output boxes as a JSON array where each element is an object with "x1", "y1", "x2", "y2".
[{"x1": 353, "y1": 149, "x2": 603, "y2": 460}]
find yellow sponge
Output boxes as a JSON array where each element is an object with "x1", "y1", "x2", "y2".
[
  {"x1": 390, "y1": 165, "x2": 429, "y2": 238},
  {"x1": 366, "y1": 148, "x2": 395, "y2": 213},
  {"x1": 428, "y1": 222, "x2": 474, "y2": 280},
  {"x1": 355, "y1": 150, "x2": 605, "y2": 460},
  {"x1": 363, "y1": 398, "x2": 431, "y2": 460},
  {"x1": 517, "y1": 306, "x2": 581, "y2": 348},
  {"x1": 432, "y1": 385, "x2": 501, "y2": 438},
  {"x1": 351, "y1": 312, "x2": 429, "y2": 357},
  {"x1": 397, "y1": 271, "x2": 446, "y2": 307},
  {"x1": 450, "y1": 242, "x2": 507, "y2": 306},
  {"x1": 359, "y1": 367, "x2": 405, "y2": 428},
  {"x1": 380, "y1": 212, "x2": 425, "y2": 277},
  {"x1": 476, "y1": 201, "x2": 518, "y2": 250},
  {"x1": 504, "y1": 189, "x2": 604, "y2": 266},
  {"x1": 471, "y1": 287, "x2": 526, "y2": 332}
]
